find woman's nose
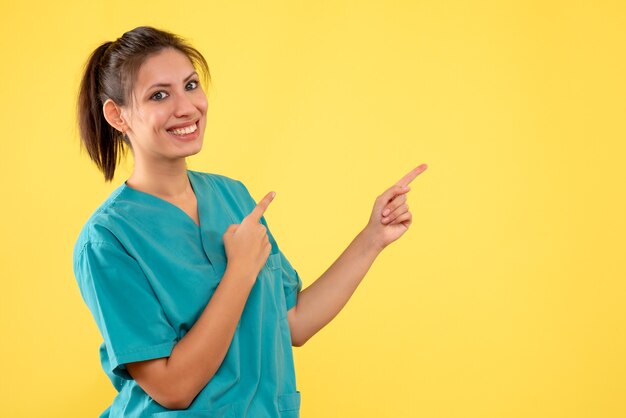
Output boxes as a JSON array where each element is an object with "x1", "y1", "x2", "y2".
[{"x1": 173, "y1": 92, "x2": 198, "y2": 117}]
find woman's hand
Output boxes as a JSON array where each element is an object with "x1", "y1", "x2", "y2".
[
  {"x1": 363, "y1": 164, "x2": 428, "y2": 251},
  {"x1": 223, "y1": 191, "x2": 276, "y2": 284}
]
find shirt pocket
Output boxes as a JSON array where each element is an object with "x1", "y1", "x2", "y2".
[
  {"x1": 262, "y1": 252, "x2": 287, "y2": 318},
  {"x1": 278, "y1": 391, "x2": 301, "y2": 418},
  {"x1": 264, "y1": 251, "x2": 282, "y2": 271}
]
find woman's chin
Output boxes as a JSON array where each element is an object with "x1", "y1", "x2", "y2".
[{"x1": 171, "y1": 137, "x2": 204, "y2": 158}]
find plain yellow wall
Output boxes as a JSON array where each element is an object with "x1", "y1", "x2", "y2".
[{"x1": 1, "y1": 1, "x2": 625, "y2": 417}]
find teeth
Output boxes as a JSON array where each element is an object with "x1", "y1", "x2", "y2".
[{"x1": 168, "y1": 123, "x2": 197, "y2": 135}]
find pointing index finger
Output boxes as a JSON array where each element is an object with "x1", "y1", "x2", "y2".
[
  {"x1": 395, "y1": 164, "x2": 428, "y2": 188},
  {"x1": 245, "y1": 191, "x2": 276, "y2": 223}
]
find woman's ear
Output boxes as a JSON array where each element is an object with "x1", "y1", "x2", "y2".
[{"x1": 102, "y1": 99, "x2": 126, "y2": 133}]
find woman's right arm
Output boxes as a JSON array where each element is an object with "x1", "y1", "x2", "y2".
[
  {"x1": 126, "y1": 264, "x2": 253, "y2": 409},
  {"x1": 126, "y1": 191, "x2": 276, "y2": 410}
]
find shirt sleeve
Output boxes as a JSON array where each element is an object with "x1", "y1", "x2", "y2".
[
  {"x1": 74, "y1": 240, "x2": 178, "y2": 379},
  {"x1": 234, "y1": 179, "x2": 303, "y2": 310}
]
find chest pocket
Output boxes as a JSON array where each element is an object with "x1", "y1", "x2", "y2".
[{"x1": 259, "y1": 252, "x2": 288, "y2": 318}]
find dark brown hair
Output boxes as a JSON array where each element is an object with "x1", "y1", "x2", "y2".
[{"x1": 77, "y1": 26, "x2": 211, "y2": 181}]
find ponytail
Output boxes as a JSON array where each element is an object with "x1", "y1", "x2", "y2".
[{"x1": 77, "y1": 41, "x2": 125, "y2": 182}]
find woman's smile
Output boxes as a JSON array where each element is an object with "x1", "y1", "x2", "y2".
[{"x1": 166, "y1": 121, "x2": 200, "y2": 141}]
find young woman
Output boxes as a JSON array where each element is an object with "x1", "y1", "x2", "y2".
[{"x1": 74, "y1": 25, "x2": 427, "y2": 418}]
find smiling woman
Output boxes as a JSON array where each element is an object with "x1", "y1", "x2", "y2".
[
  {"x1": 73, "y1": 26, "x2": 303, "y2": 417},
  {"x1": 74, "y1": 24, "x2": 425, "y2": 418}
]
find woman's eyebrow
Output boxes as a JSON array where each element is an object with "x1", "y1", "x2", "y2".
[{"x1": 145, "y1": 71, "x2": 198, "y2": 91}]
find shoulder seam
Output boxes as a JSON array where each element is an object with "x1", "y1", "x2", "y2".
[
  {"x1": 75, "y1": 239, "x2": 126, "y2": 263},
  {"x1": 90, "y1": 185, "x2": 125, "y2": 218}
]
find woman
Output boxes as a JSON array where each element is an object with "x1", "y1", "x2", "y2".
[{"x1": 74, "y1": 25, "x2": 427, "y2": 418}]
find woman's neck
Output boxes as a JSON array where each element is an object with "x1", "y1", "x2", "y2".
[{"x1": 126, "y1": 158, "x2": 191, "y2": 199}]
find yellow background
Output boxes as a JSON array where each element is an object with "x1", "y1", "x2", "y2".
[{"x1": 1, "y1": 1, "x2": 624, "y2": 417}]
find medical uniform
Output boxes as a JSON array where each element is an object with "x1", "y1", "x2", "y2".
[{"x1": 73, "y1": 170, "x2": 302, "y2": 418}]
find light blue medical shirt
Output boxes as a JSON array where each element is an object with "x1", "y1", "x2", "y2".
[{"x1": 73, "y1": 170, "x2": 302, "y2": 418}]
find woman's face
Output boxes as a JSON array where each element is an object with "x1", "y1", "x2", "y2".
[{"x1": 121, "y1": 48, "x2": 208, "y2": 164}]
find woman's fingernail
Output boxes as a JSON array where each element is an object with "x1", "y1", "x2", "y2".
[{"x1": 382, "y1": 209, "x2": 390, "y2": 216}]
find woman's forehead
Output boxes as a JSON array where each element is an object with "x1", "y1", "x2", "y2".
[{"x1": 134, "y1": 48, "x2": 195, "y2": 90}]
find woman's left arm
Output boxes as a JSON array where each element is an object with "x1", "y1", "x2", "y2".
[{"x1": 287, "y1": 164, "x2": 428, "y2": 346}]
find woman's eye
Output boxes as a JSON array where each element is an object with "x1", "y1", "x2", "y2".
[
  {"x1": 151, "y1": 91, "x2": 169, "y2": 101},
  {"x1": 186, "y1": 80, "x2": 199, "y2": 90}
]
